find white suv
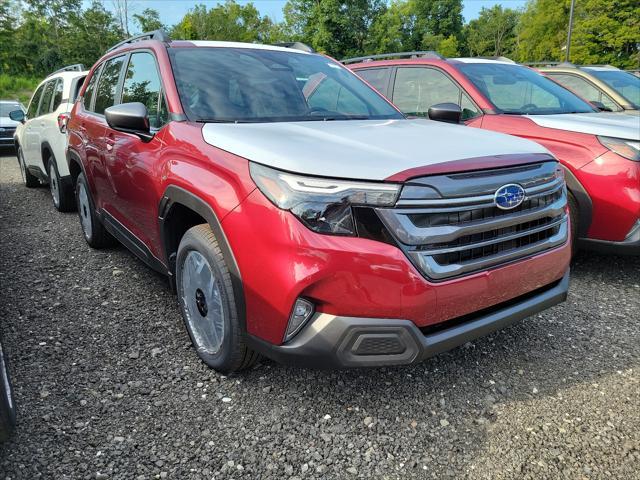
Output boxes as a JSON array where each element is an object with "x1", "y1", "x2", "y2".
[{"x1": 12, "y1": 64, "x2": 87, "y2": 211}]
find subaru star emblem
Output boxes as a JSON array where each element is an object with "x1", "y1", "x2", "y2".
[{"x1": 494, "y1": 184, "x2": 526, "y2": 210}]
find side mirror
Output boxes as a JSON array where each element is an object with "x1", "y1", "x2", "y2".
[
  {"x1": 428, "y1": 103, "x2": 462, "y2": 124},
  {"x1": 590, "y1": 101, "x2": 612, "y2": 112},
  {"x1": 9, "y1": 110, "x2": 25, "y2": 123},
  {"x1": 105, "y1": 102, "x2": 154, "y2": 142}
]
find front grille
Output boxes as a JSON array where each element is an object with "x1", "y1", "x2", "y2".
[
  {"x1": 377, "y1": 161, "x2": 569, "y2": 280},
  {"x1": 0, "y1": 127, "x2": 15, "y2": 139}
]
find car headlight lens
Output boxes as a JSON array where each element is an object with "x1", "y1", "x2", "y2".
[
  {"x1": 597, "y1": 136, "x2": 640, "y2": 161},
  {"x1": 250, "y1": 162, "x2": 401, "y2": 236}
]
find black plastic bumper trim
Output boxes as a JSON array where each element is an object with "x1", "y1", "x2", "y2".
[{"x1": 247, "y1": 271, "x2": 570, "y2": 369}]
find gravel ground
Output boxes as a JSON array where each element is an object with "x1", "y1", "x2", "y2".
[{"x1": 0, "y1": 150, "x2": 638, "y2": 480}]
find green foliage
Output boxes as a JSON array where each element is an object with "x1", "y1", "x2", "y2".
[
  {"x1": 171, "y1": 1, "x2": 279, "y2": 44},
  {"x1": 464, "y1": 6, "x2": 521, "y2": 57},
  {"x1": 0, "y1": 74, "x2": 39, "y2": 103},
  {"x1": 134, "y1": 8, "x2": 165, "y2": 33},
  {"x1": 517, "y1": 0, "x2": 639, "y2": 68}
]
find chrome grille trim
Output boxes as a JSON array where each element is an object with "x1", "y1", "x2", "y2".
[
  {"x1": 409, "y1": 221, "x2": 568, "y2": 280},
  {"x1": 377, "y1": 161, "x2": 569, "y2": 281},
  {"x1": 378, "y1": 193, "x2": 566, "y2": 246}
]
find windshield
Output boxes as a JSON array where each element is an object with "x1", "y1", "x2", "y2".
[
  {"x1": 169, "y1": 47, "x2": 403, "y2": 123},
  {"x1": 0, "y1": 103, "x2": 23, "y2": 117},
  {"x1": 457, "y1": 63, "x2": 596, "y2": 115},
  {"x1": 584, "y1": 69, "x2": 640, "y2": 108}
]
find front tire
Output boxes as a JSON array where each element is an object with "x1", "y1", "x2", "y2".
[
  {"x1": 0, "y1": 339, "x2": 16, "y2": 442},
  {"x1": 17, "y1": 146, "x2": 39, "y2": 188},
  {"x1": 48, "y1": 158, "x2": 75, "y2": 212},
  {"x1": 176, "y1": 224, "x2": 258, "y2": 373},
  {"x1": 75, "y1": 172, "x2": 113, "y2": 248}
]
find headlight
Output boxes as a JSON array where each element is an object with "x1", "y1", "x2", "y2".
[
  {"x1": 597, "y1": 136, "x2": 640, "y2": 161},
  {"x1": 250, "y1": 162, "x2": 400, "y2": 236}
]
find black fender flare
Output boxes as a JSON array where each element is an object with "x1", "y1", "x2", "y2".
[
  {"x1": 561, "y1": 166, "x2": 593, "y2": 239},
  {"x1": 158, "y1": 185, "x2": 247, "y2": 331},
  {"x1": 40, "y1": 141, "x2": 56, "y2": 176}
]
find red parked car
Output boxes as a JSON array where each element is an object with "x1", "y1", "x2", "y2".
[
  {"x1": 66, "y1": 33, "x2": 571, "y2": 372},
  {"x1": 348, "y1": 55, "x2": 640, "y2": 254}
]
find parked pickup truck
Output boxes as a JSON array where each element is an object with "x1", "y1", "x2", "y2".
[
  {"x1": 67, "y1": 32, "x2": 571, "y2": 372},
  {"x1": 348, "y1": 55, "x2": 640, "y2": 255}
]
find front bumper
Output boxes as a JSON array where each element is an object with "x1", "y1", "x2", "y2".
[
  {"x1": 248, "y1": 272, "x2": 570, "y2": 368},
  {"x1": 580, "y1": 219, "x2": 640, "y2": 255}
]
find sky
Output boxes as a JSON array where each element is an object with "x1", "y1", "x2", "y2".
[{"x1": 96, "y1": 0, "x2": 529, "y2": 28}]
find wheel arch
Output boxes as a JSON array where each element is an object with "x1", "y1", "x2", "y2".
[
  {"x1": 159, "y1": 185, "x2": 246, "y2": 330},
  {"x1": 40, "y1": 141, "x2": 55, "y2": 176},
  {"x1": 561, "y1": 165, "x2": 593, "y2": 239},
  {"x1": 66, "y1": 148, "x2": 84, "y2": 185}
]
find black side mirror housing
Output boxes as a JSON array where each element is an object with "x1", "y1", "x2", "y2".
[
  {"x1": 105, "y1": 102, "x2": 154, "y2": 142},
  {"x1": 428, "y1": 103, "x2": 462, "y2": 124},
  {"x1": 9, "y1": 110, "x2": 25, "y2": 123},
  {"x1": 590, "y1": 101, "x2": 612, "y2": 112}
]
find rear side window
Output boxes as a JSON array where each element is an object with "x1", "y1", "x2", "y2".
[
  {"x1": 84, "y1": 66, "x2": 102, "y2": 111},
  {"x1": 38, "y1": 80, "x2": 56, "y2": 116},
  {"x1": 27, "y1": 84, "x2": 45, "y2": 118},
  {"x1": 356, "y1": 68, "x2": 391, "y2": 95},
  {"x1": 122, "y1": 52, "x2": 168, "y2": 129},
  {"x1": 547, "y1": 73, "x2": 620, "y2": 112},
  {"x1": 94, "y1": 56, "x2": 125, "y2": 115},
  {"x1": 52, "y1": 78, "x2": 64, "y2": 111}
]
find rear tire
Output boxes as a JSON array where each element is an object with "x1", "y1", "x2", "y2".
[
  {"x1": 0, "y1": 338, "x2": 16, "y2": 442},
  {"x1": 48, "y1": 158, "x2": 75, "y2": 212},
  {"x1": 568, "y1": 191, "x2": 579, "y2": 253},
  {"x1": 75, "y1": 172, "x2": 113, "y2": 248},
  {"x1": 176, "y1": 224, "x2": 259, "y2": 373},
  {"x1": 17, "y1": 146, "x2": 39, "y2": 188}
]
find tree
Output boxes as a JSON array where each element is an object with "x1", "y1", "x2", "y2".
[
  {"x1": 407, "y1": 0, "x2": 463, "y2": 50},
  {"x1": 171, "y1": 1, "x2": 276, "y2": 43},
  {"x1": 133, "y1": 8, "x2": 164, "y2": 33},
  {"x1": 464, "y1": 5, "x2": 521, "y2": 57},
  {"x1": 282, "y1": 0, "x2": 386, "y2": 58},
  {"x1": 112, "y1": 0, "x2": 132, "y2": 37}
]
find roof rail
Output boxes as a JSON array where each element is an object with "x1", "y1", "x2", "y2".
[
  {"x1": 107, "y1": 29, "x2": 171, "y2": 53},
  {"x1": 48, "y1": 64, "x2": 85, "y2": 77},
  {"x1": 273, "y1": 42, "x2": 315, "y2": 53},
  {"x1": 475, "y1": 56, "x2": 516, "y2": 64},
  {"x1": 524, "y1": 61, "x2": 576, "y2": 68},
  {"x1": 341, "y1": 51, "x2": 444, "y2": 65}
]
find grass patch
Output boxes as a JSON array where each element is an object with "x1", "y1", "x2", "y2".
[{"x1": 0, "y1": 74, "x2": 41, "y2": 105}]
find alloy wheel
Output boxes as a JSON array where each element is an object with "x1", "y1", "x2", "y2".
[
  {"x1": 49, "y1": 163, "x2": 60, "y2": 207},
  {"x1": 180, "y1": 250, "x2": 225, "y2": 355},
  {"x1": 77, "y1": 182, "x2": 92, "y2": 240}
]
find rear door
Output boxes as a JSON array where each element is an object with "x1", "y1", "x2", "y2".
[
  {"x1": 84, "y1": 55, "x2": 127, "y2": 212},
  {"x1": 390, "y1": 66, "x2": 483, "y2": 126},
  {"x1": 103, "y1": 50, "x2": 170, "y2": 256},
  {"x1": 22, "y1": 83, "x2": 46, "y2": 166}
]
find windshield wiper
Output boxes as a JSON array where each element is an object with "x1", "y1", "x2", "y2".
[{"x1": 309, "y1": 115, "x2": 371, "y2": 121}]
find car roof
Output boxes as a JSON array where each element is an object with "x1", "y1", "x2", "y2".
[
  {"x1": 170, "y1": 40, "x2": 312, "y2": 55},
  {"x1": 451, "y1": 58, "x2": 516, "y2": 65}
]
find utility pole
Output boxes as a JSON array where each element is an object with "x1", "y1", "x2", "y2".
[{"x1": 565, "y1": 0, "x2": 576, "y2": 62}]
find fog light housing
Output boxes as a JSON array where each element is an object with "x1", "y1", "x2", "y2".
[{"x1": 284, "y1": 298, "x2": 315, "y2": 342}]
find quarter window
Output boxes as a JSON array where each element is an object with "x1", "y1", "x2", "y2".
[
  {"x1": 547, "y1": 73, "x2": 620, "y2": 111},
  {"x1": 38, "y1": 80, "x2": 56, "y2": 116},
  {"x1": 52, "y1": 78, "x2": 64, "y2": 111},
  {"x1": 94, "y1": 56, "x2": 125, "y2": 115},
  {"x1": 122, "y1": 52, "x2": 168, "y2": 129},
  {"x1": 392, "y1": 67, "x2": 480, "y2": 120},
  {"x1": 27, "y1": 84, "x2": 45, "y2": 118}
]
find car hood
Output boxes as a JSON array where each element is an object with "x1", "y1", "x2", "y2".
[
  {"x1": 527, "y1": 112, "x2": 640, "y2": 140},
  {"x1": 0, "y1": 117, "x2": 20, "y2": 128},
  {"x1": 201, "y1": 119, "x2": 550, "y2": 180}
]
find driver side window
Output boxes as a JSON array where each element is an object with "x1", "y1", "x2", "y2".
[{"x1": 548, "y1": 74, "x2": 619, "y2": 111}]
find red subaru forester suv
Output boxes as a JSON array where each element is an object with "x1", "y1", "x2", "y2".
[
  {"x1": 348, "y1": 55, "x2": 640, "y2": 255},
  {"x1": 67, "y1": 32, "x2": 571, "y2": 372}
]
